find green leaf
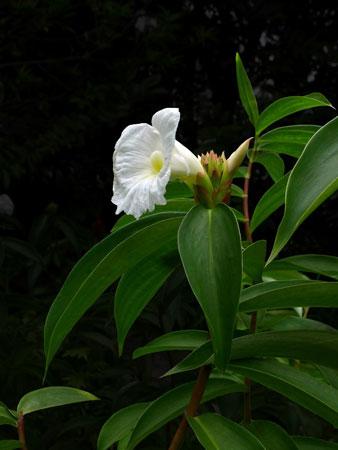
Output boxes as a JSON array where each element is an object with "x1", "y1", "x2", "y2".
[
  {"x1": 164, "y1": 341, "x2": 213, "y2": 377},
  {"x1": 0, "y1": 441, "x2": 21, "y2": 450},
  {"x1": 262, "y1": 269, "x2": 309, "y2": 282},
  {"x1": 258, "y1": 125, "x2": 320, "y2": 157},
  {"x1": 265, "y1": 316, "x2": 335, "y2": 332},
  {"x1": 239, "y1": 281, "x2": 338, "y2": 312},
  {"x1": 236, "y1": 53, "x2": 259, "y2": 126},
  {"x1": 17, "y1": 387, "x2": 98, "y2": 415},
  {"x1": 230, "y1": 359, "x2": 338, "y2": 427},
  {"x1": 0, "y1": 403, "x2": 17, "y2": 427},
  {"x1": 247, "y1": 420, "x2": 298, "y2": 450},
  {"x1": 255, "y1": 93, "x2": 332, "y2": 135},
  {"x1": 178, "y1": 204, "x2": 242, "y2": 370},
  {"x1": 44, "y1": 215, "x2": 182, "y2": 373},
  {"x1": 250, "y1": 173, "x2": 289, "y2": 232},
  {"x1": 231, "y1": 184, "x2": 244, "y2": 198},
  {"x1": 254, "y1": 152, "x2": 285, "y2": 182},
  {"x1": 165, "y1": 181, "x2": 193, "y2": 199},
  {"x1": 231, "y1": 330, "x2": 338, "y2": 369},
  {"x1": 293, "y1": 436, "x2": 338, "y2": 449},
  {"x1": 97, "y1": 403, "x2": 148, "y2": 450},
  {"x1": 270, "y1": 117, "x2": 338, "y2": 261},
  {"x1": 115, "y1": 249, "x2": 179, "y2": 355},
  {"x1": 112, "y1": 200, "x2": 193, "y2": 231},
  {"x1": 189, "y1": 413, "x2": 264, "y2": 449},
  {"x1": 243, "y1": 240, "x2": 266, "y2": 282},
  {"x1": 266, "y1": 254, "x2": 338, "y2": 280},
  {"x1": 318, "y1": 366, "x2": 338, "y2": 390},
  {"x1": 133, "y1": 330, "x2": 209, "y2": 359},
  {"x1": 126, "y1": 379, "x2": 245, "y2": 449}
]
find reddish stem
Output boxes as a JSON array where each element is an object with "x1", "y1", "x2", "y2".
[
  {"x1": 168, "y1": 365, "x2": 211, "y2": 450},
  {"x1": 17, "y1": 413, "x2": 28, "y2": 450}
]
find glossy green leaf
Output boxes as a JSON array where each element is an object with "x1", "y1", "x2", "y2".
[
  {"x1": 112, "y1": 199, "x2": 193, "y2": 231},
  {"x1": 266, "y1": 254, "x2": 338, "y2": 280},
  {"x1": 231, "y1": 184, "x2": 244, "y2": 198},
  {"x1": 164, "y1": 341, "x2": 213, "y2": 376},
  {"x1": 270, "y1": 117, "x2": 338, "y2": 261},
  {"x1": 126, "y1": 379, "x2": 245, "y2": 450},
  {"x1": 236, "y1": 53, "x2": 259, "y2": 126},
  {"x1": 255, "y1": 93, "x2": 332, "y2": 135},
  {"x1": 0, "y1": 404, "x2": 17, "y2": 427},
  {"x1": 178, "y1": 204, "x2": 242, "y2": 370},
  {"x1": 243, "y1": 240, "x2": 266, "y2": 282},
  {"x1": 17, "y1": 387, "x2": 98, "y2": 415},
  {"x1": 230, "y1": 359, "x2": 338, "y2": 427},
  {"x1": 262, "y1": 269, "x2": 309, "y2": 282},
  {"x1": 189, "y1": 413, "x2": 264, "y2": 449},
  {"x1": 231, "y1": 330, "x2": 338, "y2": 369},
  {"x1": 97, "y1": 403, "x2": 148, "y2": 450},
  {"x1": 239, "y1": 281, "x2": 338, "y2": 312},
  {"x1": 115, "y1": 249, "x2": 179, "y2": 355},
  {"x1": 165, "y1": 181, "x2": 194, "y2": 199},
  {"x1": 293, "y1": 436, "x2": 338, "y2": 449},
  {"x1": 258, "y1": 125, "x2": 320, "y2": 157},
  {"x1": 264, "y1": 315, "x2": 335, "y2": 332},
  {"x1": 44, "y1": 216, "x2": 182, "y2": 373},
  {"x1": 250, "y1": 173, "x2": 289, "y2": 232},
  {"x1": 254, "y1": 152, "x2": 285, "y2": 182},
  {"x1": 247, "y1": 420, "x2": 298, "y2": 450},
  {"x1": 318, "y1": 366, "x2": 338, "y2": 390},
  {"x1": 0, "y1": 441, "x2": 21, "y2": 450},
  {"x1": 133, "y1": 330, "x2": 209, "y2": 359}
]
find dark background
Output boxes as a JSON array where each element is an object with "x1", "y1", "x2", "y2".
[{"x1": 0, "y1": 1, "x2": 337, "y2": 448}]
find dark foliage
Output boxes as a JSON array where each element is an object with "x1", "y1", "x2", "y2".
[{"x1": 0, "y1": 0, "x2": 337, "y2": 448}]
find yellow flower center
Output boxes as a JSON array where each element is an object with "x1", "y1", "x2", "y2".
[{"x1": 150, "y1": 150, "x2": 164, "y2": 174}]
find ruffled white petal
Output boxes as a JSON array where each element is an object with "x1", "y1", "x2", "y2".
[{"x1": 112, "y1": 108, "x2": 203, "y2": 219}]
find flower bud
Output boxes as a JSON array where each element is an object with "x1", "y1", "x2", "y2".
[{"x1": 227, "y1": 138, "x2": 252, "y2": 176}]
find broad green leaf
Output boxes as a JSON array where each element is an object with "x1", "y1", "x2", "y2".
[
  {"x1": 243, "y1": 240, "x2": 266, "y2": 282},
  {"x1": 262, "y1": 269, "x2": 309, "y2": 282},
  {"x1": 164, "y1": 341, "x2": 213, "y2": 377},
  {"x1": 264, "y1": 315, "x2": 335, "y2": 332},
  {"x1": 230, "y1": 359, "x2": 338, "y2": 427},
  {"x1": 293, "y1": 436, "x2": 338, "y2": 449},
  {"x1": 231, "y1": 330, "x2": 338, "y2": 369},
  {"x1": 0, "y1": 404, "x2": 17, "y2": 427},
  {"x1": 318, "y1": 366, "x2": 338, "y2": 390},
  {"x1": 254, "y1": 152, "x2": 285, "y2": 182},
  {"x1": 270, "y1": 117, "x2": 338, "y2": 261},
  {"x1": 250, "y1": 173, "x2": 289, "y2": 232},
  {"x1": 266, "y1": 254, "x2": 338, "y2": 280},
  {"x1": 115, "y1": 249, "x2": 179, "y2": 355},
  {"x1": 166, "y1": 329, "x2": 338, "y2": 376},
  {"x1": 239, "y1": 281, "x2": 338, "y2": 312},
  {"x1": 0, "y1": 441, "x2": 21, "y2": 450},
  {"x1": 257, "y1": 125, "x2": 320, "y2": 157},
  {"x1": 112, "y1": 199, "x2": 193, "y2": 231},
  {"x1": 247, "y1": 420, "x2": 298, "y2": 450},
  {"x1": 236, "y1": 53, "x2": 259, "y2": 126},
  {"x1": 255, "y1": 93, "x2": 332, "y2": 135},
  {"x1": 133, "y1": 330, "x2": 209, "y2": 359},
  {"x1": 44, "y1": 216, "x2": 182, "y2": 373},
  {"x1": 97, "y1": 403, "x2": 148, "y2": 450},
  {"x1": 165, "y1": 181, "x2": 193, "y2": 199},
  {"x1": 126, "y1": 379, "x2": 245, "y2": 450},
  {"x1": 17, "y1": 387, "x2": 98, "y2": 415},
  {"x1": 189, "y1": 413, "x2": 264, "y2": 449},
  {"x1": 178, "y1": 204, "x2": 242, "y2": 370}
]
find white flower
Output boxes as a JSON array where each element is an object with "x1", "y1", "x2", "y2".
[{"x1": 112, "y1": 108, "x2": 204, "y2": 219}]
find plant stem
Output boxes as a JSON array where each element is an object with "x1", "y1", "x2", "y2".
[
  {"x1": 168, "y1": 365, "x2": 211, "y2": 450},
  {"x1": 17, "y1": 413, "x2": 28, "y2": 450},
  {"x1": 242, "y1": 142, "x2": 258, "y2": 424}
]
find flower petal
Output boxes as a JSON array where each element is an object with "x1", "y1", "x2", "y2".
[
  {"x1": 151, "y1": 108, "x2": 180, "y2": 167},
  {"x1": 171, "y1": 141, "x2": 204, "y2": 178},
  {"x1": 112, "y1": 123, "x2": 170, "y2": 218}
]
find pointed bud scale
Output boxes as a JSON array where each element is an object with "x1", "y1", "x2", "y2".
[{"x1": 227, "y1": 137, "x2": 252, "y2": 176}]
